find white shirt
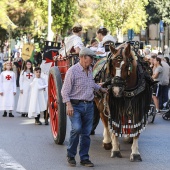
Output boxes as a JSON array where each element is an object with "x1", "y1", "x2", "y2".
[
  {"x1": 59, "y1": 34, "x2": 84, "y2": 57},
  {"x1": 101, "y1": 34, "x2": 116, "y2": 45}
]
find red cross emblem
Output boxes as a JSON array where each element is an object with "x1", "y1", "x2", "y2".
[
  {"x1": 6, "y1": 75, "x2": 12, "y2": 80},
  {"x1": 26, "y1": 73, "x2": 33, "y2": 79}
]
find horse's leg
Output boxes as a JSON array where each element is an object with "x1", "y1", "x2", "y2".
[
  {"x1": 100, "y1": 113, "x2": 112, "y2": 150},
  {"x1": 110, "y1": 134, "x2": 122, "y2": 158},
  {"x1": 130, "y1": 135, "x2": 142, "y2": 162}
]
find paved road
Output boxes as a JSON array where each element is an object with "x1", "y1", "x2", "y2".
[{"x1": 0, "y1": 89, "x2": 170, "y2": 170}]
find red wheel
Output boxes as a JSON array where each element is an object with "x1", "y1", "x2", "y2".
[{"x1": 48, "y1": 66, "x2": 66, "y2": 144}]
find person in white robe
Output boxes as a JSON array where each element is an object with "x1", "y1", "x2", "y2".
[
  {"x1": 28, "y1": 67, "x2": 48, "y2": 125},
  {"x1": 59, "y1": 24, "x2": 84, "y2": 57},
  {"x1": 16, "y1": 60, "x2": 34, "y2": 117},
  {"x1": 89, "y1": 38, "x2": 106, "y2": 58},
  {"x1": 90, "y1": 27, "x2": 116, "y2": 134},
  {"x1": 0, "y1": 61, "x2": 16, "y2": 117},
  {"x1": 40, "y1": 60, "x2": 52, "y2": 125}
]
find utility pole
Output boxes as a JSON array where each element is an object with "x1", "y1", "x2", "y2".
[{"x1": 47, "y1": 0, "x2": 53, "y2": 41}]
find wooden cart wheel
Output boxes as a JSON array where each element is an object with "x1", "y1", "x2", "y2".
[{"x1": 48, "y1": 66, "x2": 66, "y2": 144}]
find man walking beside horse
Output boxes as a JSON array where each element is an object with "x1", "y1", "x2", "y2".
[{"x1": 61, "y1": 47, "x2": 107, "y2": 167}]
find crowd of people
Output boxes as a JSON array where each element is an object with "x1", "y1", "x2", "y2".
[
  {"x1": 145, "y1": 50, "x2": 170, "y2": 114},
  {"x1": 0, "y1": 24, "x2": 170, "y2": 167},
  {"x1": 0, "y1": 59, "x2": 49, "y2": 125}
]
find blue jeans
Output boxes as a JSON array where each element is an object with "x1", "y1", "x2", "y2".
[
  {"x1": 159, "y1": 85, "x2": 169, "y2": 109},
  {"x1": 0, "y1": 63, "x2": 2, "y2": 73},
  {"x1": 67, "y1": 102, "x2": 94, "y2": 161}
]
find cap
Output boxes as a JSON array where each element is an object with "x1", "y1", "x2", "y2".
[{"x1": 79, "y1": 47, "x2": 96, "y2": 58}]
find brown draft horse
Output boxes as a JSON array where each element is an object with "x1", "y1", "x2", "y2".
[{"x1": 94, "y1": 43, "x2": 152, "y2": 162}]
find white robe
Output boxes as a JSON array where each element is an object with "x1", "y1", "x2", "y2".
[
  {"x1": 28, "y1": 77, "x2": 48, "y2": 118},
  {"x1": 97, "y1": 34, "x2": 117, "y2": 57},
  {"x1": 0, "y1": 71, "x2": 16, "y2": 110},
  {"x1": 59, "y1": 34, "x2": 84, "y2": 57},
  {"x1": 40, "y1": 60, "x2": 52, "y2": 102},
  {"x1": 16, "y1": 71, "x2": 34, "y2": 113},
  {"x1": 101, "y1": 34, "x2": 116, "y2": 45}
]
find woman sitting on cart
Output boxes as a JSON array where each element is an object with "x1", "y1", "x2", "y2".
[
  {"x1": 59, "y1": 24, "x2": 84, "y2": 58},
  {"x1": 96, "y1": 27, "x2": 116, "y2": 56},
  {"x1": 90, "y1": 27, "x2": 116, "y2": 135}
]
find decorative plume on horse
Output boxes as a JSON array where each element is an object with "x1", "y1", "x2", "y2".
[{"x1": 93, "y1": 41, "x2": 154, "y2": 162}]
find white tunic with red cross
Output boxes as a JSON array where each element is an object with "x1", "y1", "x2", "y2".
[
  {"x1": 0, "y1": 70, "x2": 16, "y2": 110},
  {"x1": 16, "y1": 71, "x2": 34, "y2": 113}
]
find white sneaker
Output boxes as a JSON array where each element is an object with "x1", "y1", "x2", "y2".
[{"x1": 156, "y1": 109, "x2": 161, "y2": 115}]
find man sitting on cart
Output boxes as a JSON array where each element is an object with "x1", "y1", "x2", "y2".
[{"x1": 61, "y1": 47, "x2": 107, "y2": 167}]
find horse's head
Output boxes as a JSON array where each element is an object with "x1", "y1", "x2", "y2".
[{"x1": 108, "y1": 43, "x2": 136, "y2": 97}]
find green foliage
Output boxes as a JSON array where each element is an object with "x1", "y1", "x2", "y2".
[
  {"x1": 52, "y1": 0, "x2": 77, "y2": 35},
  {"x1": 146, "y1": 0, "x2": 160, "y2": 25},
  {"x1": 76, "y1": 0, "x2": 102, "y2": 30},
  {"x1": 151, "y1": 0, "x2": 170, "y2": 24},
  {"x1": 98, "y1": 0, "x2": 148, "y2": 34}
]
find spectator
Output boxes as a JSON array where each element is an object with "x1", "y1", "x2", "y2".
[
  {"x1": 163, "y1": 45, "x2": 170, "y2": 59},
  {"x1": 164, "y1": 57, "x2": 170, "y2": 66},
  {"x1": 0, "y1": 49, "x2": 4, "y2": 73},
  {"x1": 157, "y1": 55, "x2": 170, "y2": 110},
  {"x1": 13, "y1": 52, "x2": 22, "y2": 87},
  {"x1": 152, "y1": 57, "x2": 163, "y2": 113},
  {"x1": 143, "y1": 48, "x2": 151, "y2": 59}
]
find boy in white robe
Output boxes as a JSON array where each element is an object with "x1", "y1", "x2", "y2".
[
  {"x1": 28, "y1": 67, "x2": 48, "y2": 125},
  {"x1": 0, "y1": 61, "x2": 16, "y2": 117}
]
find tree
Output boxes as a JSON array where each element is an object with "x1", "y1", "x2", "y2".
[
  {"x1": 152, "y1": 0, "x2": 170, "y2": 24},
  {"x1": 145, "y1": 0, "x2": 161, "y2": 44},
  {"x1": 146, "y1": 0, "x2": 160, "y2": 25},
  {"x1": 98, "y1": 0, "x2": 148, "y2": 41},
  {"x1": 76, "y1": 0, "x2": 102, "y2": 30},
  {"x1": 52, "y1": 0, "x2": 77, "y2": 35}
]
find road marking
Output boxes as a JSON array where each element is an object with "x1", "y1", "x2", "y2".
[{"x1": 0, "y1": 149, "x2": 26, "y2": 170}]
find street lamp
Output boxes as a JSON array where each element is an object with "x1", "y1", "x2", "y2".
[
  {"x1": 47, "y1": 0, "x2": 53, "y2": 41},
  {"x1": 7, "y1": 24, "x2": 12, "y2": 60}
]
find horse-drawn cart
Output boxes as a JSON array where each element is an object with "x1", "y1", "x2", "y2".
[
  {"x1": 44, "y1": 41, "x2": 71, "y2": 144},
  {"x1": 46, "y1": 40, "x2": 156, "y2": 162}
]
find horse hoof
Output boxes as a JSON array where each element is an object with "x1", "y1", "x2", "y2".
[
  {"x1": 111, "y1": 151, "x2": 122, "y2": 158},
  {"x1": 130, "y1": 154, "x2": 142, "y2": 162},
  {"x1": 103, "y1": 143, "x2": 112, "y2": 150}
]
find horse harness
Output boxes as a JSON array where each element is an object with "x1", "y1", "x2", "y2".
[{"x1": 94, "y1": 44, "x2": 147, "y2": 117}]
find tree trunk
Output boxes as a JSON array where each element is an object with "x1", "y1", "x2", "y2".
[{"x1": 117, "y1": 28, "x2": 123, "y2": 43}]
